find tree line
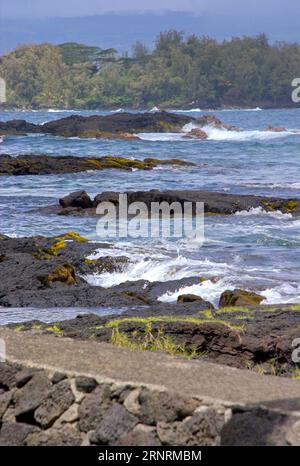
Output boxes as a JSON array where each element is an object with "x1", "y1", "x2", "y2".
[{"x1": 1, "y1": 31, "x2": 300, "y2": 109}]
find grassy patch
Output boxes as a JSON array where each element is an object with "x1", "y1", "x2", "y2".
[
  {"x1": 289, "y1": 304, "x2": 300, "y2": 311},
  {"x1": 46, "y1": 325, "x2": 64, "y2": 337},
  {"x1": 14, "y1": 324, "x2": 25, "y2": 332},
  {"x1": 105, "y1": 315, "x2": 244, "y2": 332},
  {"x1": 110, "y1": 324, "x2": 206, "y2": 359},
  {"x1": 292, "y1": 368, "x2": 300, "y2": 380}
]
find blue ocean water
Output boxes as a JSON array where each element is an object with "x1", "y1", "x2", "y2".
[{"x1": 0, "y1": 108, "x2": 300, "y2": 320}]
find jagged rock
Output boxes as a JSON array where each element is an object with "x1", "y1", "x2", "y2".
[
  {"x1": 286, "y1": 420, "x2": 300, "y2": 446},
  {"x1": 50, "y1": 189, "x2": 300, "y2": 217},
  {"x1": 266, "y1": 126, "x2": 286, "y2": 132},
  {"x1": 221, "y1": 407, "x2": 291, "y2": 446},
  {"x1": 59, "y1": 191, "x2": 93, "y2": 209},
  {"x1": 0, "y1": 390, "x2": 13, "y2": 420},
  {"x1": 0, "y1": 154, "x2": 194, "y2": 176},
  {"x1": 38, "y1": 264, "x2": 77, "y2": 286},
  {"x1": 177, "y1": 294, "x2": 212, "y2": 305},
  {"x1": 34, "y1": 380, "x2": 75, "y2": 428},
  {"x1": 15, "y1": 369, "x2": 38, "y2": 388},
  {"x1": 75, "y1": 376, "x2": 97, "y2": 393},
  {"x1": 157, "y1": 407, "x2": 224, "y2": 446},
  {"x1": 137, "y1": 389, "x2": 198, "y2": 425},
  {"x1": 0, "y1": 422, "x2": 38, "y2": 446},
  {"x1": 183, "y1": 128, "x2": 208, "y2": 139},
  {"x1": 219, "y1": 289, "x2": 264, "y2": 307},
  {"x1": 51, "y1": 372, "x2": 67, "y2": 384},
  {"x1": 78, "y1": 384, "x2": 112, "y2": 432},
  {"x1": 89, "y1": 403, "x2": 138, "y2": 445},
  {"x1": 14, "y1": 372, "x2": 52, "y2": 419},
  {"x1": 0, "y1": 363, "x2": 18, "y2": 390},
  {"x1": 26, "y1": 425, "x2": 82, "y2": 446},
  {"x1": 113, "y1": 424, "x2": 161, "y2": 446}
]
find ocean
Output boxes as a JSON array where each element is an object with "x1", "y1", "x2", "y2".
[{"x1": 0, "y1": 107, "x2": 300, "y2": 322}]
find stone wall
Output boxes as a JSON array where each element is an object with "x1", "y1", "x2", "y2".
[{"x1": 0, "y1": 362, "x2": 299, "y2": 446}]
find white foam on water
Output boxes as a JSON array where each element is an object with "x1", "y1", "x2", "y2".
[
  {"x1": 84, "y1": 255, "x2": 200, "y2": 288},
  {"x1": 150, "y1": 106, "x2": 161, "y2": 112},
  {"x1": 173, "y1": 108, "x2": 202, "y2": 113},
  {"x1": 235, "y1": 207, "x2": 293, "y2": 220},
  {"x1": 137, "y1": 124, "x2": 299, "y2": 142},
  {"x1": 261, "y1": 283, "x2": 300, "y2": 304},
  {"x1": 202, "y1": 126, "x2": 296, "y2": 141},
  {"x1": 158, "y1": 277, "x2": 234, "y2": 307},
  {"x1": 137, "y1": 132, "x2": 184, "y2": 141}
]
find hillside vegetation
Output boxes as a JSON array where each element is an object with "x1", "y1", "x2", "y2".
[{"x1": 1, "y1": 31, "x2": 300, "y2": 109}]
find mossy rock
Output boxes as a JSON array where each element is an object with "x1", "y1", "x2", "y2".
[
  {"x1": 38, "y1": 264, "x2": 76, "y2": 286},
  {"x1": 219, "y1": 289, "x2": 264, "y2": 307}
]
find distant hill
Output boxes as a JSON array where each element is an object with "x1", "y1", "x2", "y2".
[{"x1": 1, "y1": 11, "x2": 300, "y2": 55}]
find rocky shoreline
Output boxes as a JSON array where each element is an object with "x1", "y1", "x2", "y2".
[
  {"x1": 0, "y1": 112, "x2": 239, "y2": 138},
  {"x1": 0, "y1": 154, "x2": 194, "y2": 176},
  {"x1": 0, "y1": 232, "x2": 299, "y2": 379},
  {"x1": 38, "y1": 189, "x2": 300, "y2": 217}
]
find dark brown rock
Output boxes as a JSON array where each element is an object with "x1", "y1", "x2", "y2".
[
  {"x1": 177, "y1": 294, "x2": 212, "y2": 305},
  {"x1": 14, "y1": 372, "x2": 52, "y2": 419},
  {"x1": 78, "y1": 384, "x2": 112, "y2": 432},
  {"x1": 221, "y1": 407, "x2": 291, "y2": 446},
  {"x1": 59, "y1": 191, "x2": 93, "y2": 209},
  {"x1": 0, "y1": 363, "x2": 18, "y2": 390},
  {"x1": 183, "y1": 128, "x2": 208, "y2": 139},
  {"x1": 90, "y1": 403, "x2": 138, "y2": 445},
  {"x1": 0, "y1": 390, "x2": 13, "y2": 420},
  {"x1": 75, "y1": 376, "x2": 97, "y2": 393},
  {"x1": 157, "y1": 408, "x2": 224, "y2": 446},
  {"x1": 113, "y1": 426, "x2": 161, "y2": 446},
  {"x1": 219, "y1": 289, "x2": 264, "y2": 307},
  {"x1": 25, "y1": 425, "x2": 82, "y2": 446},
  {"x1": 34, "y1": 380, "x2": 75, "y2": 428},
  {"x1": 0, "y1": 422, "x2": 38, "y2": 446},
  {"x1": 137, "y1": 389, "x2": 198, "y2": 425}
]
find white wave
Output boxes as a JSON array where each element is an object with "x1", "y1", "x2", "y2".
[
  {"x1": 84, "y1": 255, "x2": 199, "y2": 288},
  {"x1": 261, "y1": 283, "x2": 300, "y2": 305},
  {"x1": 47, "y1": 109, "x2": 76, "y2": 113},
  {"x1": 137, "y1": 132, "x2": 184, "y2": 141},
  {"x1": 150, "y1": 106, "x2": 160, "y2": 113},
  {"x1": 111, "y1": 108, "x2": 124, "y2": 113},
  {"x1": 235, "y1": 207, "x2": 293, "y2": 220},
  {"x1": 202, "y1": 126, "x2": 296, "y2": 141},
  {"x1": 173, "y1": 108, "x2": 202, "y2": 113},
  {"x1": 218, "y1": 107, "x2": 262, "y2": 112},
  {"x1": 137, "y1": 124, "x2": 299, "y2": 142},
  {"x1": 158, "y1": 277, "x2": 234, "y2": 307}
]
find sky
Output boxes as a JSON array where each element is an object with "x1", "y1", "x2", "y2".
[{"x1": 1, "y1": 0, "x2": 299, "y2": 19}]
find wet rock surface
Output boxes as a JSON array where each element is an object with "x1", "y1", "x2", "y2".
[
  {"x1": 0, "y1": 112, "x2": 193, "y2": 136},
  {"x1": 0, "y1": 154, "x2": 194, "y2": 176},
  {"x1": 42, "y1": 189, "x2": 300, "y2": 217},
  {"x1": 0, "y1": 233, "x2": 212, "y2": 311},
  {"x1": 0, "y1": 232, "x2": 300, "y2": 378}
]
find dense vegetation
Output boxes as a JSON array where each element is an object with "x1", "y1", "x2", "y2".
[{"x1": 1, "y1": 31, "x2": 300, "y2": 109}]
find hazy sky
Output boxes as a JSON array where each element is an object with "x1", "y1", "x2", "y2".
[{"x1": 1, "y1": 0, "x2": 299, "y2": 19}]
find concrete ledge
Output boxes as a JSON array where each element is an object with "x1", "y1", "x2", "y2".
[
  {"x1": 0, "y1": 328, "x2": 300, "y2": 446},
  {"x1": 0, "y1": 328, "x2": 299, "y2": 405}
]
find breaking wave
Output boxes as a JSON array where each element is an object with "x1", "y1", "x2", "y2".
[
  {"x1": 137, "y1": 125, "x2": 299, "y2": 142},
  {"x1": 235, "y1": 207, "x2": 293, "y2": 220}
]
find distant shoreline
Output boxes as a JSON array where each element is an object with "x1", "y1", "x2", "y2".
[{"x1": 0, "y1": 103, "x2": 299, "y2": 113}]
